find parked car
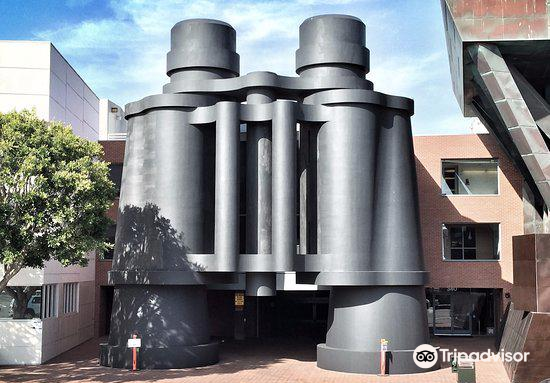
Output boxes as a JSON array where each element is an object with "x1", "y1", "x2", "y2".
[{"x1": 8, "y1": 291, "x2": 41, "y2": 319}]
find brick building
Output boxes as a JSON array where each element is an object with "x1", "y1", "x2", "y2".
[
  {"x1": 416, "y1": 134, "x2": 523, "y2": 336},
  {"x1": 95, "y1": 140, "x2": 124, "y2": 337},
  {"x1": 96, "y1": 132, "x2": 524, "y2": 338}
]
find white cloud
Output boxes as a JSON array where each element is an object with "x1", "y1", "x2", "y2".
[
  {"x1": 34, "y1": 0, "x2": 472, "y2": 134},
  {"x1": 369, "y1": 51, "x2": 445, "y2": 97},
  {"x1": 38, "y1": 0, "x2": 359, "y2": 103}
]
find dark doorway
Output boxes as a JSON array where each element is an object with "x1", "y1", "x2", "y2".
[
  {"x1": 273, "y1": 291, "x2": 328, "y2": 341},
  {"x1": 207, "y1": 290, "x2": 329, "y2": 342},
  {"x1": 427, "y1": 288, "x2": 501, "y2": 336},
  {"x1": 244, "y1": 291, "x2": 329, "y2": 341},
  {"x1": 99, "y1": 286, "x2": 114, "y2": 336}
]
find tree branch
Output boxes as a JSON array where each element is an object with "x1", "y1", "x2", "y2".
[{"x1": 0, "y1": 263, "x2": 23, "y2": 294}]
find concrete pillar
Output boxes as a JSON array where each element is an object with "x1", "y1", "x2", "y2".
[
  {"x1": 371, "y1": 108, "x2": 424, "y2": 272},
  {"x1": 316, "y1": 105, "x2": 377, "y2": 270},
  {"x1": 296, "y1": 15, "x2": 432, "y2": 375},
  {"x1": 215, "y1": 102, "x2": 240, "y2": 271},
  {"x1": 246, "y1": 89, "x2": 276, "y2": 296},
  {"x1": 272, "y1": 100, "x2": 296, "y2": 272}
]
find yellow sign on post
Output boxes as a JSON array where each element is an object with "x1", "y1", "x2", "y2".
[{"x1": 234, "y1": 292, "x2": 245, "y2": 309}]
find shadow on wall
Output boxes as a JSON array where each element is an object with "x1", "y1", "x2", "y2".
[
  {"x1": 112, "y1": 203, "x2": 204, "y2": 272},
  {"x1": 475, "y1": 134, "x2": 523, "y2": 198},
  {"x1": 106, "y1": 202, "x2": 211, "y2": 353}
]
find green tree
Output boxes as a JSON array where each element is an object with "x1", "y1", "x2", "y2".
[{"x1": 0, "y1": 110, "x2": 115, "y2": 318}]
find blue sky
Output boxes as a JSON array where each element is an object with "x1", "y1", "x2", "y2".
[{"x1": 0, "y1": 0, "x2": 482, "y2": 135}]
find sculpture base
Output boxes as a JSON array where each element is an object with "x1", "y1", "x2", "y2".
[
  {"x1": 317, "y1": 343, "x2": 439, "y2": 374},
  {"x1": 99, "y1": 341, "x2": 219, "y2": 369},
  {"x1": 318, "y1": 285, "x2": 437, "y2": 375},
  {"x1": 102, "y1": 284, "x2": 218, "y2": 369}
]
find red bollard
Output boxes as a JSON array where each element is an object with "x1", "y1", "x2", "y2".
[
  {"x1": 127, "y1": 333, "x2": 141, "y2": 372},
  {"x1": 132, "y1": 334, "x2": 138, "y2": 372}
]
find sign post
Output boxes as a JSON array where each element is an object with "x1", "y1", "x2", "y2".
[
  {"x1": 234, "y1": 292, "x2": 245, "y2": 340},
  {"x1": 379, "y1": 338, "x2": 389, "y2": 376},
  {"x1": 127, "y1": 333, "x2": 141, "y2": 371}
]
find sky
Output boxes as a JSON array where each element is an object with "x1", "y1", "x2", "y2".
[{"x1": 0, "y1": 0, "x2": 484, "y2": 135}]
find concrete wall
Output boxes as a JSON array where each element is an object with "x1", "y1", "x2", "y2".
[
  {"x1": 0, "y1": 41, "x2": 99, "y2": 142},
  {"x1": 0, "y1": 40, "x2": 100, "y2": 365},
  {"x1": 0, "y1": 256, "x2": 96, "y2": 365},
  {"x1": 41, "y1": 280, "x2": 95, "y2": 362},
  {"x1": 99, "y1": 99, "x2": 126, "y2": 140},
  {"x1": 0, "y1": 41, "x2": 51, "y2": 119},
  {"x1": 0, "y1": 319, "x2": 42, "y2": 365},
  {"x1": 2, "y1": 267, "x2": 44, "y2": 286},
  {"x1": 49, "y1": 45, "x2": 99, "y2": 142}
]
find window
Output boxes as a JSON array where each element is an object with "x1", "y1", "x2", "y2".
[
  {"x1": 442, "y1": 224, "x2": 500, "y2": 261},
  {"x1": 0, "y1": 287, "x2": 42, "y2": 319},
  {"x1": 102, "y1": 224, "x2": 117, "y2": 260},
  {"x1": 441, "y1": 159, "x2": 498, "y2": 195},
  {"x1": 426, "y1": 288, "x2": 499, "y2": 336},
  {"x1": 43, "y1": 284, "x2": 58, "y2": 318},
  {"x1": 63, "y1": 283, "x2": 79, "y2": 314},
  {"x1": 108, "y1": 164, "x2": 123, "y2": 196}
]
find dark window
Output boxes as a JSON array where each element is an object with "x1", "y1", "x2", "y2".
[
  {"x1": 442, "y1": 224, "x2": 499, "y2": 261},
  {"x1": 108, "y1": 164, "x2": 123, "y2": 196},
  {"x1": 43, "y1": 284, "x2": 57, "y2": 318},
  {"x1": 102, "y1": 224, "x2": 117, "y2": 260},
  {"x1": 443, "y1": 166, "x2": 458, "y2": 194}
]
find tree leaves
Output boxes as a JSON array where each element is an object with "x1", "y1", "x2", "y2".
[{"x1": 0, "y1": 110, "x2": 116, "y2": 283}]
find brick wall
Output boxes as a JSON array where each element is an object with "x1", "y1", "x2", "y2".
[
  {"x1": 95, "y1": 140, "x2": 124, "y2": 336},
  {"x1": 414, "y1": 133, "x2": 524, "y2": 297},
  {"x1": 100, "y1": 140, "x2": 125, "y2": 164}
]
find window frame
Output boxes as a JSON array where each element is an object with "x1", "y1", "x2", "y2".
[
  {"x1": 62, "y1": 282, "x2": 79, "y2": 315},
  {"x1": 440, "y1": 158, "x2": 500, "y2": 197},
  {"x1": 441, "y1": 223, "x2": 501, "y2": 262},
  {"x1": 101, "y1": 223, "x2": 117, "y2": 261},
  {"x1": 42, "y1": 284, "x2": 59, "y2": 319}
]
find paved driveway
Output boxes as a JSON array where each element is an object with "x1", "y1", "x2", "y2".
[{"x1": 0, "y1": 336, "x2": 509, "y2": 383}]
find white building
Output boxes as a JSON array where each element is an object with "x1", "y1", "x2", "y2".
[
  {"x1": 99, "y1": 99, "x2": 126, "y2": 140},
  {"x1": 0, "y1": 41, "x2": 99, "y2": 365}
]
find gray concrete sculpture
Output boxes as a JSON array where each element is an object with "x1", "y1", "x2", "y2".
[{"x1": 100, "y1": 14, "x2": 435, "y2": 375}]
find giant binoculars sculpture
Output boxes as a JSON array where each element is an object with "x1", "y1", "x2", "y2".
[{"x1": 99, "y1": 15, "x2": 435, "y2": 375}]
